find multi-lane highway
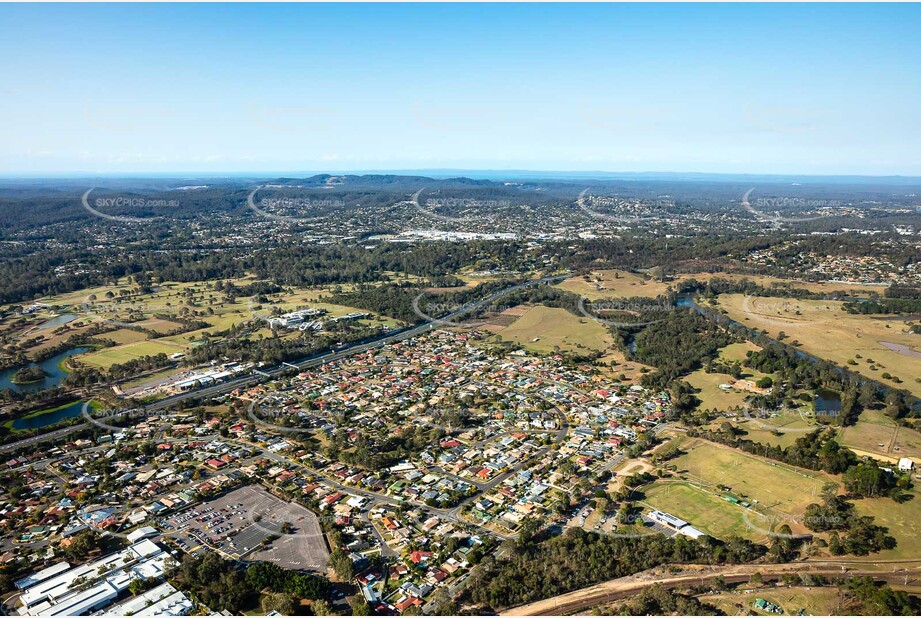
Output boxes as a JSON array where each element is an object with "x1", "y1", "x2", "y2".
[{"x1": 1, "y1": 274, "x2": 569, "y2": 453}]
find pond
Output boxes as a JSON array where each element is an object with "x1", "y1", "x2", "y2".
[
  {"x1": 0, "y1": 347, "x2": 91, "y2": 394},
  {"x1": 814, "y1": 388, "x2": 842, "y2": 417},
  {"x1": 11, "y1": 400, "x2": 86, "y2": 431},
  {"x1": 37, "y1": 314, "x2": 78, "y2": 329}
]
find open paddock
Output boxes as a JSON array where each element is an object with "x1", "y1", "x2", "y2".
[
  {"x1": 838, "y1": 408, "x2": 921, "y2": 459},
  {"x1": 716, "y1": 293, "x2": 921, "y2": 398},
  {"x1": 494, "y1": 305, "x2": 614, "y2": 354},
  {"x1": 78, "y1": 339, "x2": 186, "y2": 368}
]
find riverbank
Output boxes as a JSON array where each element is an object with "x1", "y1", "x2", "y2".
[{"x1": 4, "y1": 400, "x2": 101, "y2": 432}]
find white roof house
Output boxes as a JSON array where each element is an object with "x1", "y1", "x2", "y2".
[{"x1": 126, "y1": 526, "x2": 158, "y2": 543}]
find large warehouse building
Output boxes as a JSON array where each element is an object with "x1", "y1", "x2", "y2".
[{"x1": 14, "y1": 540, "x2": 191, "y2": 617}]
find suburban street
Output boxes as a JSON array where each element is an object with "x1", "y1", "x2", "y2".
[{"x1": 1, "y1": 274, "x2": 569, "y2": 454}]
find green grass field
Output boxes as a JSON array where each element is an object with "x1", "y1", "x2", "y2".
[
  {"x1": 685, "y1": 370, "x2": 753, "y2": 411},
  {"x1": 717, "y1": 293, "x2": 921, "y2": 398},
  {"x1": 643, "y1": 481, "x2": 755, "y2": 540},
  {"x1": 640, "y1": 437, "x2": 831, "y2": 541},
  {"x1": 673, "y1": 439, "x2": 828, "y2": 518},
  {"x1": 723, "y1": 411, "x2": 817, "y2": 448},
  {"x1": 22, "y1": 277, "x2": 406, "y2": 371},
  {"x1": 102, "y1": 328, "x2": 150, "y2": 344},
  {"x1": 854, "y1": 486, "x2": 921, "y2": 560},
  {"x1": 683, "y1": 341, "x2": 772, "y2": 413},
  {"x1": 495, "y1": 305, "x2": 613, "y2": 354},
  {"x1": 553, "y1": 270, "x2": 673, "y2": 300},
  {"x1": 131, "y1": 318, "x2": 184, "y2": 333},
  {"x1": 78, "y1": 339, "x2": 186, "y2": 368},
  {"x1": 719, "y1": 341, "x2": 762, "y2": 363},
  {"x1": 699, "y1": 587, "x2": 842, "y2": 616}
]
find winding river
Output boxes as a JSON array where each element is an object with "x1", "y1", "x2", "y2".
[{"x1": 0, "y1": 347, "x2": 91, "y2": 394}]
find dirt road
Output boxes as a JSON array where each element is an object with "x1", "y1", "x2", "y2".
[{"x1": 502, "y1": 560, "x2": 921, "y2": 616}]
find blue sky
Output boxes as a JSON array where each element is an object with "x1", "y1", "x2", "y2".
[{"x1": 1, "y1": 3, "x2": 919, "y2": 175}]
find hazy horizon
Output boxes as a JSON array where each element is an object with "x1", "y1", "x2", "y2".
[{"x1": 3, "y1": 169, "x2": 921, "y2": 184}]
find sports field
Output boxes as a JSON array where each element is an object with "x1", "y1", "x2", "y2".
[
  {"x1": 643, "y1": 481, "x2": 754, "y2": 540},
  {"x1": 672, "y1": 438, "x2": 829, "y2": 518}
]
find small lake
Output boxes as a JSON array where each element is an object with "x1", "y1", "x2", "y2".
[
  {"x1": 814, "y1": 388, "x2": 842, "y2": 416},
  {"x1": 11, "y1": 400, "x2": 85, "y2": 431},
  {"x1": 0, "y1": 347, "x2": 91, "y2": 393},
  {"x1": 38, "y1": 314, "x2": 78, "y2": 329},
  {"x1": 879, "y1": 341, "x2": 921, "y2": 360}
]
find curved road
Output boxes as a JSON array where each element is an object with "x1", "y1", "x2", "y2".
[{"x1": 1, "y1": 274, "x2": 570, "y2": 454}]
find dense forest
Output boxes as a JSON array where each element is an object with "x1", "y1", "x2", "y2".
[{"x1": 463, "y1": 527, "x2": 763, "y2": 610}]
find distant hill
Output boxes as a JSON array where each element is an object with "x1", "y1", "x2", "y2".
[{"x1": 266, "y1": 174, "x2": 500, "y2": 191}]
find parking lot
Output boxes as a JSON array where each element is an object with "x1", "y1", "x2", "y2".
[{"x1": 160, "y1": 485, "x2": 329, "y2": 571}]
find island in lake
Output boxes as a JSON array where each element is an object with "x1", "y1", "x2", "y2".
[{"x1": 11, "y1": 366, "x2": 48, "y2": 385}]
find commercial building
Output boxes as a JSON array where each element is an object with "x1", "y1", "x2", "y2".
[
  {"x1": 648, "y1": 509, "x2": 706, "y2": 540},
  {"x1": 103, "y1": 582, "x2": 193, "y2": 616},
  {"x1": 17, "y1": 540, "x2": 172, "y2": 617}
]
